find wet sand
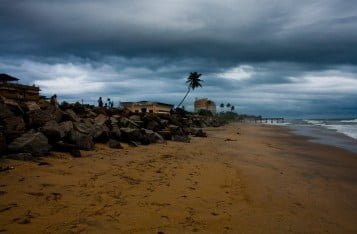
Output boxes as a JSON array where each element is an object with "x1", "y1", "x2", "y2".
[{"x1": 1, "y1": 123, "x2": 357, "y2": 233}]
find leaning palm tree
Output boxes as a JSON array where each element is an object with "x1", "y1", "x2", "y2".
[{"x1": 177, "y1": 72, "x2": 203, "y2": 107}]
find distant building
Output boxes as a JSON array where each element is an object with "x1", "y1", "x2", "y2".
[
  {"x1": 0, "y1": 74, "x2": 40, "y2": 101},
  {"x1": 121, "y1": 101, "x2": 174, "y2": 114},
  {"x1": 194, "y1": 98, "x2": 216, "y2": 113}
]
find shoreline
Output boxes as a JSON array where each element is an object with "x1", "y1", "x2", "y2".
[{"x1": 1, "y1": 123, "x2": 357, "y2": 233}]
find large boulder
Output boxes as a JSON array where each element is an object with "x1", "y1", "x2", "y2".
[
  {"x1": 27, "y1": 109, "x2": 55, "y2": 128},
  {"x1": 40, "y1": 120, "x2": 65, "y2": 142},
  {"x1": 110, "y1": 125, "x2": 122, "y2": 140},
  {"x1": 0, "y1": 103, "x2": 14, "y2": 120},
  {"x1": 2, "y1": 116, "x2": 26, "y2": 141},
  {"x1": 73, "y1": 121, "x2": 94, "y2": 135},
  {"x1": 59, "y1": 121, "x2": 73, "y2": 136},
  {"x1": 119, "y1": 117, "x2": 139, "y2": 129},
  {"x1": 172, "y1": 135, "x2": 190, "y2": 143},
  {"x1": 108, "y1": 139, "x2": 123, "y2": 149},
  {"x1": 63, "y1": 109, "x2": 80, "y2": 122},
  {"x1": 142, "y1": 129, "x2": 165, "y2": 144},
  {"x1": 0, "y1": 97, "x2": 23, "y2": 115},
  {"x1": 157, "y1": 130, "x2": 172, "y2": 140},
  {"x1": 69, "y1": 130, "x2": 94, "y2": 150},
  {"x1": 145, "y1": 120, "x2": 160, "y2": 131},
  {"x1": 168, "y1": 125, "x2": 184, "y2": 136},
  {"x1": 8, "y1": 131, "x2": 51, "y2": 156},
  {"x1": 23, "y1": 101, "x2": 40, "y2": 112},
  {"x1": 0, "y1": 132, "x2": 6, "y2": 155},
  {"x1": 192, "y1": 128, "x2": 207, "y2": 137},
  {"x1": 95, "y1": 114, "x2": 107, "y2": 126},
  {"x1": 129, "y1": 115, "x2": 141, "y2": 122},
  {"x1": 120, "y1": 127, "x2": 143, "y2": 142},
  {"x1": 92, "y1": 124, "x2": 110, "y2": 142}
]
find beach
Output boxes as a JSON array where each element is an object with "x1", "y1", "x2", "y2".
[{"x1": 1, "y1": 123, "x2": 357, "y2": 233}]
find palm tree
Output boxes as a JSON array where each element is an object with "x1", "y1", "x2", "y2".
[
  {"x1": 231, "y1": 105, "x2": 235, "y2": 112},
  {"x1": 220, "y1": 103, "x2": 224, "y2": 108},
  {"x1": 226, "y1": 103, "x2": 231, "y2": 109},
  {"x1": 177, "y1": 72, "x2": 203, "y2": 107}
]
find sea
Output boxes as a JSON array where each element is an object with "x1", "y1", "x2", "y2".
[{"x1": 266, "y1": 119, "x2": 357, "y2": 153}]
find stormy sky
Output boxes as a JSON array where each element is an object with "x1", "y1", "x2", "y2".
[{"x1": 1, "y1": 0, "x2": 357, "y2": 118}]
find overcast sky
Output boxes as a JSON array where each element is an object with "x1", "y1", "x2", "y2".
[{"x1": 1, "y1": 0, "x2": 357, "y2": 118}]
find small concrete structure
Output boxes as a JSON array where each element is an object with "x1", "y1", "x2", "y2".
[
  {"x1": 194, "y1": 98, "x2": 216, "y2": 114},
  {"x1": 121, "y1": 101, "x2": 174, "y2": 114},
  {"x1": 0, "y1": 74, "x2": 40, "y2": 101}
]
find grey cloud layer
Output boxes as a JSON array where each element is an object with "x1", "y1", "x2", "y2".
[
  {"x1": 1, "y1": 0, "x2": 357, "y2": 63},
  {"x1": 1, "y1": 56, "x2": 356, "y2": 118},
  {"x1": 1, "y1": 1, "x2": 357, "y2": 118}
]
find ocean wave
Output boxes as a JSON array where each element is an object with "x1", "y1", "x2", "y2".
[
  {"x1": 324, "y1": 124, "x2": 357, "y2": 140},
  {"x1": 304, "y1": 119, "x2": 357, "y2": 140},
  {"x1": 340, "y1": 119, "x2": 357, "y2": 123}
]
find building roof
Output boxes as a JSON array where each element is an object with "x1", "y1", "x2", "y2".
[
  {"x1": 121, "y1": 101, "x2": 174, "y2": 107},
  {"x1": 194, "y1": 98, "x2": 215, "y2": 105},
  {"x1": 0, "y1": 73, "x2": 19, "y2": 82}
]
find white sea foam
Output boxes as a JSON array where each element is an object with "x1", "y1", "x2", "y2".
[
  {"x1": 322, "y1": 124, "x2": 357, "y2": 140},
  {"x1": 341, "y1": 119, "x2": 357, "y2": 123},
  {"x1": 305, "y1": 119, "x2": 357, "y2": 140}
]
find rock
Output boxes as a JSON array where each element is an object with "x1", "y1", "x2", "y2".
[
  {"x1": 52, "y1": 141, "x2": 81, "y2": 157},
  {"x1": 192, "y1": 128, "x2": 207, "y2": 137},
  {"x1": 8, "y1": 132, "x2": 51, "y2": 156},
  {"x1": 4, "y1": 153, "x2": 33, "y2": 161},
  {"x1": 92, "y1": 124, "x2": 110, "y2": 142},
  {"x1": 168, "y1": 125, "x2": 184, "y2": 136},
  {"x1": 110, "y1": 125, "x2": 122, "y2": 140},
  {"x1": 172, "y1": 135, "x2": 190, "y2": 143},
  {"x1": 27, "y1": 109, "x2": 55, "y2": 127},
  {"x1": 120, "y1": 127, "x2": 143, "y2": 142},
  {"x1": 128, "y1": 141, "x2": 140, "y2": 147},
  {"x1": 69, "y1": 130, "x2": 94, "y2": 151},
  {"x1": 37, "y1": 99, "x2": 51, "y2": 109},
  {"x1": 73, "y1": 121, "x2": 94, "y2": 135},
  {"x1": 53, "y1": 109, "x2": 65, "y2": 123},
  {"x1": 0, "y1": 103, "x2": 14, "y2": 119},
  {"x1": 129, "y1": 115, "x2": 141, "y2": 122},
  {"x1": 119, "y1": 117, "x2": 139, "y2": 129},
  {"x1": 108, "y1": 139, "x2": 123, "y2": 149},
  {"x1": 59, "y1": 121, "x2": 73, "y2": 136},
  {"x1": 2, "y1": 116, "x2": 26, "y2": 141},
  {"x1": 146, "y1": 120, "x2": 160, "y2": 131},
  {"x1": 95, "y1": 114, "x2": 107, "y2": 126},
  {"x1": 157, "y1": 130, "x2": 172, "y2": 140},
  {"x1": 63, "y1": 109, "x2": 80, "y2": 122},
  {"x1": 0, "y1": 97, "x2": 24, "y2": 115},
  {"x1": 147, "y1": 132, "x2": 165, "y2": 144},
  {"x1": 23, "y1": 102, "x2": 40, "y2": 112},
  {"x1": 0, "y1": 132, "x2": 6, "y2": 154},
  {"x1": 40, "y1": 120, "x2": 65, "y2": 142}
]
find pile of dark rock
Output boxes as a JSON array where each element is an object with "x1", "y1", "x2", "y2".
[{"x1": 0, "y1": 99, "x2": 224, "y2": 158}]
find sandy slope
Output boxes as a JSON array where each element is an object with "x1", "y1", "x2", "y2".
[{"x1": 1, "y1": 123, "x2": 357, "y2": 233}]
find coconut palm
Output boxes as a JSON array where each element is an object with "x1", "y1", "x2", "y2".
[
  {"x1": 226, "y1": 103, "x2": 231, "y2": 109},
  {"x1": 231, "y1": 105, "x2": 235, "y2": 111},
  {"x1": 177, "y1": 72, "x2": 203, "y2": 107}
]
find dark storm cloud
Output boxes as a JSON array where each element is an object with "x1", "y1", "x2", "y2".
[
  {"x1": 1, "y1": 0, "x2": 357, "y2": 118},
  {"x1": 1, "y1": 0, "x2": 357, "y2": 63}
]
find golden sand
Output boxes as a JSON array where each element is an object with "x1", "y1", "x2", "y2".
[{"x1": 1, "y1": 123, "x2": 357, "y2": 233}]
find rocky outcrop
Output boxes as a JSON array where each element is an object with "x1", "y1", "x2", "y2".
[
  {"x1": 8, "y1": 131, "x2": 51, "y2": 156},
  {"x1": 1, "y1": 98, "x2": 223, "y2": 159},
  {"x1": 40, "y1": 120, "x2": 65, "y2": 142},
  {"x1": 27, "y1": 109, "x2": 55, "y2": 128}
]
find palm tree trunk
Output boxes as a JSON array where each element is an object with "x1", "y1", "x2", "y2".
[{"x1": 177, "y1": 87, "x2": 191, "y2": 107}]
